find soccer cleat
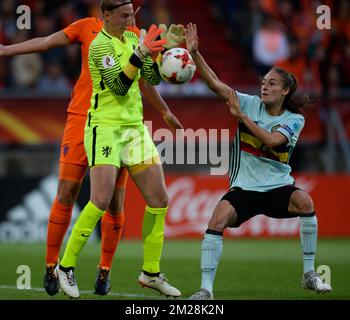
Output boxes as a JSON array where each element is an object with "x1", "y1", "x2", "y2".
[
  {"x1": 138, "y1": 272, "x2": 181, "y2": 298},
  {"x1": 94, "y1": 266, "x2": 111, "y2": 295},
  {"x1": 57, "y1": 266, "x2": 80, "y2": 298},
  {"x1": 43, "y1": 264, "x2": 60, "y2": 296},
  {"x1": 188, "y1": 288, "x2": 214, "y2": 300},
  {"x1": 302, "y1": 270, "x2": 332, "y2": 293}
]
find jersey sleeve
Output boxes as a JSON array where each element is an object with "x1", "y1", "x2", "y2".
[
  {"x1": 89, "y1": 41, "x2": 134, "y2": 96},
  {"x1": 276, "y1": 114, "x2": 305, "y2": 146},
  {"x1": 141, "y1": 58, "x2": 162, "y2": 85},
  {"x1": 63, "y1": 18, "x2": 92, "y2": 43}
]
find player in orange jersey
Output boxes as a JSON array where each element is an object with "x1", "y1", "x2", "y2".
[{"x1": 0, "y1": 13, "x2": 184, "y2": 296}]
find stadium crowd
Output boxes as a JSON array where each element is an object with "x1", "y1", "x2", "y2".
[
  {"x1": 0, "y1": 0, "x2": 349, "y2": 97},
  {"x1": 212, "y1": 0, "x2": 350, "y2": 97}
]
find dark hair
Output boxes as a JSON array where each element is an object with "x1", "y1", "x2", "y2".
[
  {"x1": 100, "y1": 0, "x2": 131, "y2": 13},
  {"x1": 270, "y1": 66, "x2": 314, "y2": 115}
]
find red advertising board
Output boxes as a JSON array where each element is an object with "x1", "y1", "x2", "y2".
[{"x1": 124, "y1": 174, "x2": 350, "y2": 238}]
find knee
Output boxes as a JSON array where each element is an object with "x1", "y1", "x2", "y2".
[
  {"x1": 56, "y1": 180, "x2": 81, "y2": 205},
  {"x1": 208, "y1": 216, "x2": 227, "y2": 232},
  {"x1": 91, "y1": 193, "x2": 113, "y2": 211},
  {"x1": 208, "y1": 201, "x2": 236, "y2": 232},
  {"x1": 290, "y1": 191, "x2": 314, "y2": 214},
  {"x1": 148, "y1": 193, "x2": 169, "y2": 208}
]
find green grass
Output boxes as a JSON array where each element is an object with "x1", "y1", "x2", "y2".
[{"x1": 0, "y1": 239, "x2": 349, "y2": 300}]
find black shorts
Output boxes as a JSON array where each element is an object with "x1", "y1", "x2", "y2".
[{"x1": 221, "y1": 185, "x2": 301, "y2": 228}]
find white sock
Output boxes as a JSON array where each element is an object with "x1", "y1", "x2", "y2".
[
  {"x1": 299, "y1": 215, "x2": 318, "y2": 274},
  {"x1": 200, "y1": 232, "x2": 223, "y2": 294}
]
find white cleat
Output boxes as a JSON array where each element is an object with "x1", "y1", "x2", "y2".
[
  {"x1": 302, "y1": 270, "x2": 332, "y2": 293},
  {"x1": 138, "y1": 272, "x2": 181, "y2": 298},
  {"x1": 188, "y1": 288, "x2": 214, "y2": 300},
  {"x1": 57, "y1": 266, "x2": 80, "y2": 298}
]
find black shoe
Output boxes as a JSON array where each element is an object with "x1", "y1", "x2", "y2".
[
  {"x1": 94, "y1": 266, "x2": 111, "y2": 295},
  {"x1": 44, "y1": 264, "x2": 60, "y2": 296}
]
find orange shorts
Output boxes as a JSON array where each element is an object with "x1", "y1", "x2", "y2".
[
  {"x1": 59, "y1": 113, "x2": 88, "y2": 166},
  {"x1": 59, "y1": 113, "x2": 128, "y2": 186}
]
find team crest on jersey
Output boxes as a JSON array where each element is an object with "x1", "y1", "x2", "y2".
[
  {"x1": 102, "y1": 146, "x2": 112, "y2": 157},
  {"x1": 62, "y1": 144, "x2": 69, "y2": 156},
  {"x1": 102, "y1": 55, "x2": 115, "y2": 68},
  {"x1": 271, "y1": 124, "x2": 281, "y2": 132}
]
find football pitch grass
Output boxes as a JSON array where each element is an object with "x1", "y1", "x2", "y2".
[{"x1": 0, "y1": 239, "x2": 349, "y2": 300}]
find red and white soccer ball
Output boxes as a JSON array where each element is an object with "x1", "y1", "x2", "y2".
[{"x1": 159, "y1": 48, "x2": 196, "y2": 84}]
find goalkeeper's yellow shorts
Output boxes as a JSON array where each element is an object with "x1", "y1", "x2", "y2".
[{"x1": 84, "y1": 122, "x2": 159, "y2": 169}]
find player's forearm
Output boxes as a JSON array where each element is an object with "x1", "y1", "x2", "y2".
[
  {"x1": 140, "y1": 80, "x2": 170, "y2": 116},
  {"x1": 2, "y1": 32, "x2": 70, "y2": 56},
  {"x1": 191, "y1": 51, "x2": 231, "y2": 100},
  {"x1": 2, "y1": 37, "x2": 48, "y2": 56},
  {"x1": 240, "y1": 113, "x2": 286, "y2": 148}
]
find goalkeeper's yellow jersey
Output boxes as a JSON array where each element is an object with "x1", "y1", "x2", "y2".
[{"x1": 88, "y1": 27, "x2": 161, "y2": 126}]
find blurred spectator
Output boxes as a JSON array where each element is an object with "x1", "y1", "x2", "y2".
[
  {"x1": 252, "y1": 15, "x2": 290, "y2": 75},
  {"x1": 10, "y1": 30, "x2": 43, "y2": 88},
  {"x1": 327, "y1": 64, "x2": 341, "y2": 98},
  {"x1": 276, "y1": 39, "x2": 321, "y2": 93},
  {"x1": 36, "y1": 62, "x2": 71, "y2": 95},
  {"x1": 11, "y1": 53, "x2": 43, "y2": 88},
  {"x1": 153, "y1": 0, "x2": 170, "y2": 25},
  {"x1": 0, "y1": 0, "x2": 18, "y2": 44},
  {"x1": 333, "y1": 0, "x2": 350, "y2": 41},
  {"x1": 0, "y1": 57, "x2": 10, "y2": 89},
  {"x1": 277, "y1": 40, "x2": 307, "y2": 87},
  {"x1": 339, "y1": 40, "x2": 350, "y2": 87}
]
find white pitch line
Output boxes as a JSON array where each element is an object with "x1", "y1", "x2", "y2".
[{"x1": 0, "y1": 285, "x2": 167, "y2": 299}]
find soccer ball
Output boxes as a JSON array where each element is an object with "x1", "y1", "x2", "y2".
[{"x1": 159, "y1": 48, "x2": 196, "y2": 84}]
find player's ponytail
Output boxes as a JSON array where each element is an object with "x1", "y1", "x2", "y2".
[{"x1": 271, "y1": 67, "x2": 314, "y2": 115}]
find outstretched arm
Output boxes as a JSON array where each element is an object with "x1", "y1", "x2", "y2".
[
  {"x1": 140, "y1": 79, "x2": 183, "y2": 133},
  {"x1": 185, "y1": 23, "x2": 232, "y2": 101},
  {"x1": 0, "y1": 31, "x2": 70, "y2": 56}
]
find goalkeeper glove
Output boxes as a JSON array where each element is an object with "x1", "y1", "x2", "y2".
[
  {"x1": 133, "y1": 24, "x2": 167, "y2": 60},
  {"x1": 159, "y1": 24, "x2": 185, "y2": 49}
]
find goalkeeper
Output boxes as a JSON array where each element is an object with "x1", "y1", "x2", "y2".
[
  {"x1": 0, "y1": 3, "x2": 185, "y2": 297},
  {"x1": 56, "y1": 0, "x2": 183, "y2": 299}
]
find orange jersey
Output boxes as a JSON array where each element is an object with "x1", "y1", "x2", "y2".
[
  {"x1": 63, "y1": 18, "x2": 141, "y2": 116},
  {"x1": 63, "y1": 17, "x2": 103, "y2": 116}
]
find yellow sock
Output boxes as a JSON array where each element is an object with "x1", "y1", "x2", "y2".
[
  {"x1": 61, "y1": 201, "x2": 104, "y2": 268},
  {"x1": 142, "y1": 206, "x2": 167, "y2": 274}
]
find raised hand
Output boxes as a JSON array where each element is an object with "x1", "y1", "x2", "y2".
[
  {"x1": 134, "y1": 24, "x2": 167, "y2": 60},
  {"x1": 185, "y1": 23, "x2": 198, "y2": 55},
  {"x1": 226, "y1": 90, "x2": 242, "y2": 119},
  {"x1": 159, "y1": 24, "x2": 185, "y2": 49},
  {"x1": 163, "y1": 111, "x2": 184, "y2": 134}
]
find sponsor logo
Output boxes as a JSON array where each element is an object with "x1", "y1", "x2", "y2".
[
  {"x1": 0, "y1": 175, "x2": 97, "y2": 242},
  {"x1": 164, "y1": 176, "x2": 317, "y2": 237}
]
